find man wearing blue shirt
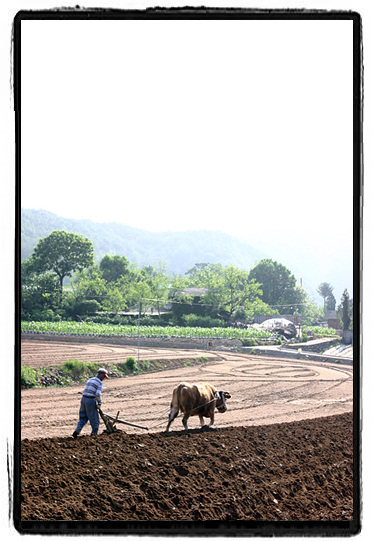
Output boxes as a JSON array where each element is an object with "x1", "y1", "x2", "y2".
[{"x1": 72, "y1": 368, "x2": 109, "y2": 438}]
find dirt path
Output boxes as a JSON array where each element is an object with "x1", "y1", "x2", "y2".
[{"x1": 20, "y1": 338, "x2": 353, "y2": 440}]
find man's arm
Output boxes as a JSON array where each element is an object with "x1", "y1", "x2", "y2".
[{"x1": 95, "y1": 380, "x2": 103, "y2": 406}]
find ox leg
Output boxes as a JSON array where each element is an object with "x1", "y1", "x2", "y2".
[
  {"x1": 182, "y1": 413, "x2": 190, "y2": 431},
  {"x1": 166, "y1": 407, "x2": 179, "y2": 432},
  {"x1": 206, "y1": 411, "x2": 215, "y2": 429},
  {"x1": 198, "y1": 415, "x2": 205, "y2": 428}
]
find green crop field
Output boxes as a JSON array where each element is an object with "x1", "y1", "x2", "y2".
[
  {"x1": 21, "y1": 320, "x2": 273, "y2": 340},
  {"x1": 302, "y1": 326, "x2": 339, "y2": 337},
  {"x1": 21, "y1": 320, "x2": 339, "y2": 341}
]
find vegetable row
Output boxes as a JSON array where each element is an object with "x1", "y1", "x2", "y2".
[{"x1": 21, "y1": 320, "x2": 272, "y2": 340}]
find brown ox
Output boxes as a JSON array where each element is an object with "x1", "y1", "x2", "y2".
[{"x1": 165, "y1": 382, "x2": 231, "y2": 432}]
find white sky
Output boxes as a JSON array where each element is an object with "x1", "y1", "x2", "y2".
[{"x1": 21, "y1": 18, "x2": 353, "y2": 243}]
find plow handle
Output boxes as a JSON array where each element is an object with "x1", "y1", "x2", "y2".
[
  {"x1": 98, "y1": 407, "x2": 148, "y2": 431},
  {"x1": 98, "y1": 406, "x2": 115, "y2": 433},
  {"x1": 104, "y1": 412, "x2": 149, "y2": 430}
]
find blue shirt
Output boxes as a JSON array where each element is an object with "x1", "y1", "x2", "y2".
[{"x1": 83, "y1": 376, "x2": 103, "y2": 405}]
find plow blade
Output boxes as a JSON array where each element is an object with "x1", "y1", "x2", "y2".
[{"x1": 98, "y1": 407, "x2": 148, "y2": 432}]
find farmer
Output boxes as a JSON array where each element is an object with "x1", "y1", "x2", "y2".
[{"x1": 72, "y1": 368, "x2": 109, "y2": 438}]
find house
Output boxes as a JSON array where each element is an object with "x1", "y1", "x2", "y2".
[
  {"x1": 326, "y1": 310, "x2": 342, "y2": 330},
  {"x1": 170, "y1": 287, "x2": 208, "y2": 298},
  {"x1": 254, "y1": 314, "x2": 302, "y2": 325}
]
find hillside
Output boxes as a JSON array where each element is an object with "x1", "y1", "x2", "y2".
[
  {"x1": 21, "y1": 209, "x2": 266, "y2": 275},
  {"x1": 20, "y1": 209, "x2": 353, "y2": 303}
]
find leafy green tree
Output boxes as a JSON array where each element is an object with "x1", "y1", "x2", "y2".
[
  {"x1": 30, "y1": 231, "x2": 94, "y2": 304},
  {"x1": 99, "y1": 254, "x2": 130, "y2": 283},
  {"x1": 338, "y1": 289, "x2": 352, "y2": 330},
  {"x1": 127, "y1": 268, "x2": 153, "y2": 316},
  {"x1": 168, "y1": 274, "x2": 198, "y2": 323},
  {"x1": 248, "y1": 259, "x2": 298, "y2": 310},
  {"x1": 21, "y1": 258, "x2": 61, "y2": 318},
  {"x1": 280, "y1": 285, "x2": 309, "y2": 315},
  {"x1": 301, "y1": 299, "x2": 326, "y2": 326},
  {"x1": 325, "y1": 291, "x2": 336, "y2": 311},
  {"x1": 219, "y1": 266, "x2": 262, "y2": 318},
  {"x1": 231, "y1": 299, "x2": 278, "y2": 324},
  {"x1": 142, "y1": 263, "x2": 169, "y2": 315},
  {"x1": 186, "y1": 263, "x2": 272, "y2": 321},
  {"x1": 186, "y1": 263, "x2": 224, "y2": 285},
  {"x1": 186, "y1": 263, "x2": 224, "y2": 317},
  {"x1": 71, "y1": 266, "x2": 106, "y2": 301},
  {"x1": 100, "y1": 284, "x2": 128, "y2": 314},
  {"x1": 317, "y1": 282, "x2": 335, "y2": 312},
  {"x1": 65, "y1": 266, "x2": 105, "y2": 317}
]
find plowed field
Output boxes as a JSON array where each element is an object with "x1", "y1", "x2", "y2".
[{"x1": 19, "y1": 336, "x2": 356, "y2": 529}]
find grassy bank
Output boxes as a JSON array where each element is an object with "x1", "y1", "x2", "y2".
[{"x1": 21, "y1": 356, "x2": 209, "y2": 389}]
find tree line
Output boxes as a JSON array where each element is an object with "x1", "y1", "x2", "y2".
[{"x1": 21, "y1": 230, "x2": 352, "y2": 329}]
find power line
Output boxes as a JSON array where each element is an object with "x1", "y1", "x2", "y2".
[{"x1": 84, "y1": 294, "x2": 314, "y2": 310}]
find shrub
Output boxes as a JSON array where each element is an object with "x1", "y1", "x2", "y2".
[
  {"x1": 139, "y1": 360, "x2": 151, "y2": 371},
  {"x1": 241, "y1": 338, "x2": 258, "y2": 347},
  {"x1": 74, "y1": 300, "x2": 101, "y2": 316},
  {"x1": 125, "y1": 356, "x2": 138, "y2": 373},
  {"x1": 60, "y1": 360, "x2": 97, "y2": 380},
  {"x1": 29, "y1": 309, "x2": 61, "y2": 322},
  {"x1": 182, "y1": 314, "x2": 224, "y2": 328},
  {"x1": 21, "y1": 366, "x2": 38, "y2": 388}
]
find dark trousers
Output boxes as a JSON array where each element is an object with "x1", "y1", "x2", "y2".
[{"x1": 75, "y1": 396, "x2": 100, "y2": 435}]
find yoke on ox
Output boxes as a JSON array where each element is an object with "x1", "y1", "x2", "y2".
[{"x1": 166, "y1": 382, "x2": 231, "y2": 432}]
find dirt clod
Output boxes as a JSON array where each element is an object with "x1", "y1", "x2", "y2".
[{"x1": 21, "y1": 412, "x2": 353, "y2": 522}]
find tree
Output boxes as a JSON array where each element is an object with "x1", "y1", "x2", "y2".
[
  {"x1": 219, "y1": 266, "x2": 261, "y2": 318},
  {"x1": 186, "y1": 263, "x2": 224, "y2": 318},
  {"x1": 339, "y1": 289, "x2": 351, "y2": 330},
  {"x1": 325, "y1": 291, "x2": 336, "y2": 311},
  {"x1": 30, "y1": 230, "x2": 94, "y2": 304},
  {"x1": 99, "y1": 254, "x2": 129, "y2": 283},
  {"x1": 127, "y1": 266, "x2": 153, "y2": 316},
  {"x1": 317, "y1": 282, "x2": 334, "y2": 312},
  {"x1": 142, "y1": 263, "x2": 169, "y2": 315},
  {"x1": 21, "y1": 259, "x2": 61, "y2": 318},
  {"x1": 301, "y1": 299, "x2": 326, "y2": 326},
  {"x1": 186, "y1": 263, "x2": 224, "y2": 284},
  {"x1": 186, "y1": 263, "x2": 271, "y2": 321},
  {"x1": 66, "y1": 265, "x2": 106, "y2": 317},
  {"x1": 100, "y1": 284, "x2": 128, "y2": 314},
  {"x1": 248, "y1": 259, "x2": 298, "y2": 310}
]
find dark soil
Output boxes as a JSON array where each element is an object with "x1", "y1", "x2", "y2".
[{"x1": 20, "y1": 412, "x2": 354, "y2": 523}]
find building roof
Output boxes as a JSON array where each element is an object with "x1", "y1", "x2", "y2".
[{"x1": 171, "y1": 287, "x2": 208, "y2": 297}]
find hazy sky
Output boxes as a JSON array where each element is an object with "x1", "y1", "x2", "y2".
[{"x1": 21, "y1": 18, "x2": 353, "y2": 245}]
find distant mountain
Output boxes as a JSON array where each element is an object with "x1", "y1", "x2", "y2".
[
  {"x1": 20, "y1": 208, "x2": 353, "y2": 304},
  {"x1": 21, "y1": 209, "x2": 267, "y2": 276}
]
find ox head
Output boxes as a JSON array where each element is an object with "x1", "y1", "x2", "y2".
[{"x1": 215, "y1": 390, "x2": 231, "y2": 413}]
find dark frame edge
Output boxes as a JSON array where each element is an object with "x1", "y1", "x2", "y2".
[{"x1": 12, "y1": 7, "x2": 363, "y2": 536}]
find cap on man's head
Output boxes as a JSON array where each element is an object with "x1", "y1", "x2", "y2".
[{"x1": 97, "y1": 368, "x2": 109, "y2": 379}]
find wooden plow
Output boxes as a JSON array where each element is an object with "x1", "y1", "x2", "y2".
[{"x1": 98, "y1": 407, "x2": 148, "y2": 433}]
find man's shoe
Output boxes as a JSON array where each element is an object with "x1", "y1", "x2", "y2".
[{"x1": 72, "y1": 430, "x2": 78, "y2": 439}]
